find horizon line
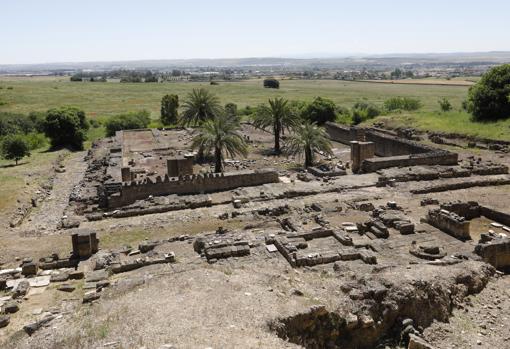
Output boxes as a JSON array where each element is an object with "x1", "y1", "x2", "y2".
[{"x1": 2, "y1": 50, "x2": 510, "y2": 67}]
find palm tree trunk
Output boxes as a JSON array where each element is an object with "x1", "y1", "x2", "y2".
[
  {"x1": 214, "y1": 146, "x2": 222, "y2": 173},
  {"x1": 304, "y1": 146, "x2": 313, "y2": 168},
  {"x1": 274, "y1": 123, "x2": 281, "y2": 154},
  {"x1": 197, "y1": 145, "x2": 205, "y2": 163}
]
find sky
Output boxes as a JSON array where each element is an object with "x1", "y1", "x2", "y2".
[{"x1": 1, "y1": 0, "x2": 509, "y2": 64}]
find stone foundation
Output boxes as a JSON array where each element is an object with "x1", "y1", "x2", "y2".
[
  {"x1": 475, "y1": 234, "x2": 510, "y2": 272},
  {"x1": 426, "y1": 209, "x2": 471, "y2": 241}
]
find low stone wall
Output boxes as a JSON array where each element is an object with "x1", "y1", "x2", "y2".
[
  {"x1": 362, "y1": 152, "x2": 458, "y2": 172},
  {"x1": 475, "y1": 235, "x2": 510, "y2": 272},
  {"x1": 325, "y1": 122, "x2": 352, "y2": 144},
  {"x1": 481, "y1": 206, "x2": 510, "y2": 227},
  {"x1": 107, "y1": 168, "x2": 279, "y2": 208},
  {"x1": 365, "y1": 130, "x2": 431, "y2": 157},
  {"x1": 440, "y1": 201, "x2": 481, "y2": 220},
  {"x1": 426, "y1": 209, "x2": 471, "y2": 240}
]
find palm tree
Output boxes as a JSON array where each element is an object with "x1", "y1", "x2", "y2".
[
  {"x1": 192, "y1": 113, "x2": 248, "y2": 173},
  {"x1": 180, "y1": 88, "x2": 222, "y2": 127},
  {"x1": 285, "y1": 122, "x2": 333, "y2": 168},
  {"x1": 252, "y1": 97, "x2": 298, "y2": 154}
]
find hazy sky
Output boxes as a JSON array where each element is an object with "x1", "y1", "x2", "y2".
[{"x1": 1, "y1": 0, "x2": 509, "y2": 64}]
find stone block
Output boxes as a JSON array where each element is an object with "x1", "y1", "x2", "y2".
[{"x1": 71, "y1": 229, "x2": 99, "y2": 258}]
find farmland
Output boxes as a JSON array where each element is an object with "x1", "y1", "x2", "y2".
[{"x1": 1, "y1": 76, "x2": 509, "y2": 141}]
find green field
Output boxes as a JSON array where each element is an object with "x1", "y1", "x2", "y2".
[
  {"x1": 0, "y1": 76, "x2": 469, "y2": 115},
  {"x1": 1, "y1": 76, "x2": 509, "y2": 141}
]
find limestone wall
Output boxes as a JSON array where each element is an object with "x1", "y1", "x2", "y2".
[
  {"x1": 362, "y1": 152, "x2": 459, "y2": 172},
  {"x1": 325, "y1": 122, "x2": 352, "y2": 144},
  {"x1": 426, "y1": 209, "x2": 471, "y2": 240},
  {"x1": 481, "y1": 206, "x2": 510, "y2": 227},
  {"x1": 475, "y1": 237, "x2": 510, "y2": 271},
  {"x1": 107, "y1": 169, "x2": 279, "y2": 208}
]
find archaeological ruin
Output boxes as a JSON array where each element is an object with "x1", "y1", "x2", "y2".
[{"x1": 2, "y1": 121, "x2": 510, "y2": 349}]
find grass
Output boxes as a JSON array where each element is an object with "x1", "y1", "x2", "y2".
[
  {"x1": 0, "y1": 76, "x2": 470, "y2": 117},
  {"x1": 368, "y1": 110, "x2": 510, "y2": 141}
]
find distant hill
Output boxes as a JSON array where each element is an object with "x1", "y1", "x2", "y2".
[{"x1": 1, "y1": 52, "x2": 510, "y2": 74}]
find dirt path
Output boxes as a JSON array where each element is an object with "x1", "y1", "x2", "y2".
[{"x1": 18, "y1": 151, "x2": 87, "y2": 234}]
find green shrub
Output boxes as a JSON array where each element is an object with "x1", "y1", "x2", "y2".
[
  {"x1": 302, "y1": 97, "x2": 337, "y2": 125},
  {"x1": 352, "y1": 101, "x2": 381, "y2": 118},
  {"x1": 23, "y1": 132, "x2": 48, "y2": 150},
  {"x1": 89, "y1": 119, "x2": 101, "y2": 128},
  {"x1": 384, "y1": 97, "x2": 422, "y2": 111},
  {"x1": 438, "y1": 98, "x2": 452, "y2": 112},
  {"x1": 0, "y1": 112, "x2": 45, "y2": 137},
  {"x1": 225, "y1": 103, "x2": 238, "y2": 116},
  {"x1": 105, "y1": 110, "x2": 151, "y2": 137},
  {"x1": 467, "y1": 64, "x2": 510, "y2": 121}
]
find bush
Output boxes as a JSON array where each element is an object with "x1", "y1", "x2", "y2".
[
  {"x1": 89, "y1": 119, "x2": 101, "y2": 128},
  {"x1": 1, "y1": 134, "x2": 30, "y2": 165},
  {"x1": 43, "y1": 106, "x2": 89, "y2": 150},
  {"x1": 467, "y1": 64, "x2": 510, "y2": 121},
  {"x1": 384, "y1": 97, "x2": 422, "y2": 111},
  {"x1": 353, "y1": 101, "x2": 381, "y2": 118},
  {"x1": 105, "y1": 110, "x2": 151, "y2": 137},
  {"x1": 263, "y1": 78, "x2": 280, "y2": 89},
  {"x1": 302, "y1": 97, "x2": 337, "y2": 125},
  {"x1": 351, "y1": 108, "x2": 369, "y2": 125},
  {"x1": 438, "y1": 98, "x2": 452, "y2": 112},
  {"x1": 0, "y1": 112, "x2": 46, "y2": 137},
  {"x1": 225, "y1": 103, "x2": 238, "y2": 116},
  {"x1": 160, "y1": 94, "x2": 179, "y2": 125},
  {"x1": 23, "y1": 132, "x2": 48, "y2": 150}
]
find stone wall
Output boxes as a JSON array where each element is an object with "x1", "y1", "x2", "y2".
[
  {"x1": 106, "y1": 169, "x2": 279, "y2": 208},
  {"x1": 440, "y1": 201, "x2": 481, "y2": 220},
  {"x1": 481, "y1": 206, "x2": 510, "y2": 227},
  {"x1": 324, "y1": 123, "x2": 458, "y2": 172},
  {"x1": 362, "y1": 152, "x2": 459, "y2": 172},
  {"x1": 475, "y1": 235, "x2": 510, "y2": 271},
  {"x1": 426, "y1": 209, "x2": 471, "y2": 240},
  {"x1": 325, "y1": 122, "x2": 352, "y2": 144}
]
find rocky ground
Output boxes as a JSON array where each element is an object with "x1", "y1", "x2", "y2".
[{"x1": 0, "y1": 129, "x2": 509, "y2": 349}]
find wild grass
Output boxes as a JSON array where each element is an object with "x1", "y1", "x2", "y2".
[
  {"x1": 369, "y1": 110, "x2": 510, "y2": 141},
  {"x1": 0, "y1": 76, "x2": 469, "y2": 117}
]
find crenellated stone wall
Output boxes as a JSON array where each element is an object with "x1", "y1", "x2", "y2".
[{"x1": 106, "y1": 168, "x2": 279, "y2": 208}]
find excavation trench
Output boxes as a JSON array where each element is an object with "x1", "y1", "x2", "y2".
[{"x1": 269, "y1": 262, "x2": 494, "y2": 349}]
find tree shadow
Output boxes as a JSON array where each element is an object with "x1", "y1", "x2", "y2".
[{"x1": 0, "y1": 161, "x2": 29, "y2": 168}]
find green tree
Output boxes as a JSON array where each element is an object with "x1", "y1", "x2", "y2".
[
  {"x1": 263, "y1": 78, "x2": 280, "y2": 89},
  {"x1": 1, "y1": 134, "x2": 31, "y2": 165},
  {"x1": 302, "y1": 97, "x2": 337, "y2": 125},
  {"x1": 252, "y1": 98, "x2": 298, "y2": 154},
  {"x1": 160, "y1": 94, "x2": 179, "y2": 125},
  {"x1": 467, "y1": 64, "x2": 510, "y2": 121},
  {"x1": 285, "y1": 122, "x2": 333, "y2": 168},
  {"x1": 438, "y1": 98, "x2": 452, "y2": 112},
  {"x1": 105, "y1": 110, "x2": 151, "y2": 137},
  {"x1": 43, "y1": 107, "x2": 89, "y2": 150},
  {"x1": 192, "y1": 113, "x2": 248, "y2": 173},
  {"x1": 180, "y1": 89, "x2": 222, "y2": 126}
]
